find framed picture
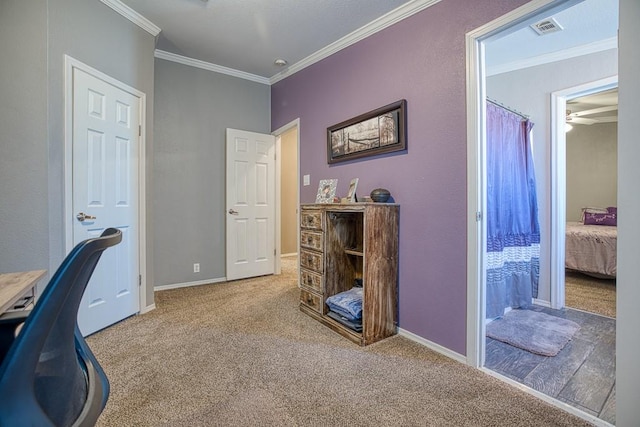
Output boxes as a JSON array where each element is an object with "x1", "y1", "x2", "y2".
[
  {"x1": 346, "y1": 178, "x2": 359, "y2": 203},
  {"x1": 315, "y1": 179, "x2": 338, "y2": 203},
  {"x1": 327, "y1": 99, "x2": 407, "y2": 164}
]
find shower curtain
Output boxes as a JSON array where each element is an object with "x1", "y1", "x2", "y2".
[{"x1": 486, "y1": 101, "x2": 540, "y2": 319}]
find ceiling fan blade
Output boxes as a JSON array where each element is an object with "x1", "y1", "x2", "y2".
[
  {"x1": 570, "y1": 105, "x2": 618, "y2": 117},
  {"x1": 568, "y1": 117, "x2": 598, "y2": 125}
]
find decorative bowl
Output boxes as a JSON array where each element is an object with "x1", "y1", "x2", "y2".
[{"x1": 370, "y1": 188, "x2": 391, "y2": 203}]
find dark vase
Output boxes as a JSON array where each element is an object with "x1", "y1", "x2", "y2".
[{"x1": 370, "y1": 188, "x2": 391, "y2": 202}]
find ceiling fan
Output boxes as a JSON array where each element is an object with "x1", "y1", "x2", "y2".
[
  {"x1": 566, "y1": 89, "x2": 618, "y2": 127},
  {"x1": 566, "y1": 105, "x2": 618, "y2": 125}
]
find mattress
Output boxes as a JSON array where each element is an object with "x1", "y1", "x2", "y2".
[{"x1": 565, "y1": 221, "x2": 617, "y2": 278}]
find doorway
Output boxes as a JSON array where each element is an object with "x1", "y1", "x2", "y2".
[
  {"x1": 273, "y1": 119, "x2": 301, "y2": 273},
  {"x1": 465, "y1": 0, "x2": 618, "y2": 423}
]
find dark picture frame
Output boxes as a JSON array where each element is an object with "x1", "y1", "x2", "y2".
[{"x1": 327, "y1": 99, "x2": 407, "y2": 164}]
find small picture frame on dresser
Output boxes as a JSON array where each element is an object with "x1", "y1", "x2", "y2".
[
  {"x1": 315, "y1": 179, "x2": 338, "y2": 203},
  {"x1": 346, "y1": 178, "x2": 358, "y2": 203}
]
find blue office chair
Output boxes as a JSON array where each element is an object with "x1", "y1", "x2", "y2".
[{"x1": 0, "y1": 228, "x2": 122, "y2": 426}]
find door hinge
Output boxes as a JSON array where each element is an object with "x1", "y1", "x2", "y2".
[
  {"x1": 139, "y1": 125, "x2": 142, "y2": 136},
  {"x1": 138, "y1": 274, "x2": 142, "y2": 286},
  {"x1": 476, "y1": 211, "x2": 482, "y2": 222},
  {"x1": 274, "y1": 249, "x2": 276, "y2": 256}
]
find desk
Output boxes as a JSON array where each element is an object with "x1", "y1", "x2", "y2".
[{"x1": 0, "y1": 270, "x2": 46, "y2": 313}]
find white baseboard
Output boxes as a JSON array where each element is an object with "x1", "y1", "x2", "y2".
[
  {"x1": 139, "y1": 303, "x2": 156, "y2": 314},
  {"x1": 533, "y1": 298, "x2": 551, "y2": 308},
  {"x1": 281, "y1": 253, "x2": 298, "y2": 258},
  {"x1": 154, "y1": 277, "x2": 226, "y2": 291},
  {"x1": 398, "y1": 328, "x2": 467, "y2": 364}
]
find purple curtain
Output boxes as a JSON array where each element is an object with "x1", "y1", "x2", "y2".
[{"x1": 485, "y1": 102, "x2": 540, "y2": 319}]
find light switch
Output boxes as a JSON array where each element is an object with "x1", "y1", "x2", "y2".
[{"x1": 303, "y1": 174, "x2": 310, "y2": 186}]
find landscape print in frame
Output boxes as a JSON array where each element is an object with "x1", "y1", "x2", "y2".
[{"x1": 327, "y1": 100, "x2": 407, "y2": 164}]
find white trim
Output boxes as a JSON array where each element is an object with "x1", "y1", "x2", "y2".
[
  {"x1": 275, "y1": 134, "x2": 282, "y2": 275},
  {"x1": 139, "y1": 303, "x2": 156, "y2": 314},
  {"x1": 281, "y1": 253, "x2": 298, "y2": 258},
  {"x1": 63, "y1": 55, "x2": 150, "y2": 313},
  {"x1": 154, "y1": 277, "x2": 226, "y2": 292},
  {"x1": 481, "y1": 369, "x2": 613, "y2": 427},
  {"x1": 100, "y1": 0, "x2": 161, "y2": 36},
  {"x1": 549, "y1": 76, "x2": 618, "y2": 310},
  {"x1": 532, "y1": 298, "x2": 551, "y2": 308},
  {"x1": 487, "y1": 37, "x2": 618, "y2": 76},
  {"x1": 270, "y1": 0, "x2": 441, "y2": 84},
  {"x1": 272, "y1": 119, "x2": 301, "y2": 271},
  {"x1": 154, "y1": 50, "x2": 271, "y2": 85},
  {"x1": 398, "y1": 328, "x2": 467, "y2": 364}
]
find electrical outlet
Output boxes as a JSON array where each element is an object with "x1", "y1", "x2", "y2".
[
  {"x1": 193, "y1": 263, "x2": 200, "y2": 273},
  {"x1": 303, "y1": 174, "x2": 310, "y2": 186}
]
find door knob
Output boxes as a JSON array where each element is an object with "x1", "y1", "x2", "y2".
[
  {"x1": 228, "y1": 209, "x2": 239, "y2": 215},
  {"x1": 76, "y1": 212, "x2": 96, "y2": 222}
]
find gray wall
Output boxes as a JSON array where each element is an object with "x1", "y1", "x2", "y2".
[
  {"x1": 1, "y1": 0, "x2": 157, "y2": 307},
  {"x1": 617, "y1": 0, "x2": 640, "y2": 423},
  {"x1": 0, "y1": 0, "x2": 49, "y2": 274},
  {"x1": 153, "y1": 59, "x2": 271, "y2": 287},
  {"x1": 486, "y1": 48, "x2": 617, "y2": 302},
  {"x1": 566, "y1": 122, "x2": 617, "y2": 222}
]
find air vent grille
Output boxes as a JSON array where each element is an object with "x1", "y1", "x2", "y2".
[{"x1": 530, "y1": 17, "x2": 564, "y2": 35}]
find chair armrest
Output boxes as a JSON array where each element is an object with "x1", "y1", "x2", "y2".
[{"x1": 0, "y1": 311, "x2": 30, "y2": 363}]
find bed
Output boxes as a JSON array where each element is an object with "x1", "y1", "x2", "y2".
[{"x1": 565, "y1": 221, "x2": 617, "y2": 278}]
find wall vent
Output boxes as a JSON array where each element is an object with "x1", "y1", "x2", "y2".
[{"x1": 530, "y1": 17, "x2": 564, "y2": 35}]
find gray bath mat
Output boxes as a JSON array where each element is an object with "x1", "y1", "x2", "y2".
[{"x1": 486, "y1": 309, "x2": 580, "y2": 356}]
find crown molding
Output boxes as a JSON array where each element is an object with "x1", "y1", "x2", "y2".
[
  {"x1": 154, "y1": 50, "x2": 271, "y2": 85},
  {"x1": 487, "y1": 37, "x2": 618, "y2": 76},
  {"x1": 270, "y1": 0, "x2": 442, "y2": 84},
  {"x1": 100, "y1": 0, "x2": 161, "y2": 36}
]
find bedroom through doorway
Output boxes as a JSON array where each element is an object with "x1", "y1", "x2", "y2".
[{"x1": 563, "y1": 87, "x2": 618, "y2": 319}]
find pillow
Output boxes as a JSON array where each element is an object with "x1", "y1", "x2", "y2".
[
  {"x1": 583, "y1": 211, "x2": 616, "y2": 226},
  {"x1": 607, "y1": 206, "x2": 617, "y2": 215}
]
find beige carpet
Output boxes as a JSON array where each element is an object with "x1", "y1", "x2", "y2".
[
  {"x1": 565, "y1": 270, "x2": 616, "y2": 318},
  {"x1": 88, "y1": 259, "x2": 591, "y2": 426}
]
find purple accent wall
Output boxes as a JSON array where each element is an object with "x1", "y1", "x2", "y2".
[{"x1": 271, "y1": 0, "x2": 528, "y2": 355}]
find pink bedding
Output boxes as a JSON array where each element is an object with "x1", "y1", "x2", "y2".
[{"x1": 565, "y1": 222, "x2": 617, "y2": 278}]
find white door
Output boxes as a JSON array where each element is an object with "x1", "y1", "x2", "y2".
[
  {"x1": 72, "y1": 67, "x2": 140, "y2": 336},
  {"x1": 226, "y1": 128, "x2": 276, "y2": 280}
]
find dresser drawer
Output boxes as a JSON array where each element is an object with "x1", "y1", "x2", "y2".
[
  {"x1": 301, "y1": 210, "x2": 323, "y2": 230},
  {"x1": 300, "y1": 230, "x2": 323, "y2": 251},
  {"x1": 300, "y1": 289, "x2": 323, "y2": 313},
  {"x1": 300, "y1": 249, "x2": 323, "y2": 273},
  {"x1": 300, "y1": 268, "x2": 323, "y2": 293}
]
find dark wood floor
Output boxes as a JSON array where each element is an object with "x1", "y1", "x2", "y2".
[{"x1": 485, "y1": 305, "x2": 616, "y2": 425}]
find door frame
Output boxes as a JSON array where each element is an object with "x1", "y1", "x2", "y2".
[
  {"x1": 63, "y1": 55, "x2": 148, "y2": 311},
  {"x1": 549, "y1": 76, "x2": 618, "y2": 309},
  {"x1": 272, "y1": 119, "x2": 301, "y2": 275},
  {"x1": 465, "y1": 0, "x2": 581, "y2": 369}
]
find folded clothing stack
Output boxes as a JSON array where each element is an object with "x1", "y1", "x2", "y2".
[{"x1": 325, "y1": 287, "x2": 363, "y2": 332}]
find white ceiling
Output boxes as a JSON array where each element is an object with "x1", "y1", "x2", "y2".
[
  {"x1": 120, "y1": 0, "x2": 413, "y2": 79},
  {"x1": 117, "y1": 0, "x2": 618, "y2": 81}
]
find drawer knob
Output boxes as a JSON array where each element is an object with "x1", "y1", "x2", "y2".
[
  {"x1": 307, "y1": 296, "x2": 314, "y2": 304},
  {"x1": 307, "y1": 236, "x2": 313, "y2": 244},
  {"x1": 307, "y1": 276, "x2": 312, "y2": 284}
]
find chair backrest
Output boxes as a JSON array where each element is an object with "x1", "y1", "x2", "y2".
[{"x1": 0, "y1": 228, "x2": 122, "y2": 427}]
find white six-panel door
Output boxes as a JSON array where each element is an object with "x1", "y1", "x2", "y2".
[
  {"x1": 226, "y1": 128, "x2": 276, "y2": 281},
  {"x1": 73, "y1": 67, "x2": 140, "y2": 336}
]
